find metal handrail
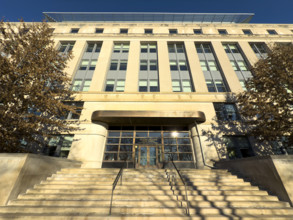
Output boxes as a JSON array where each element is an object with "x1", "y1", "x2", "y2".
[
  {"x1": 170, "y1": 159, "x2": 190, "y2": 216},
  {"x1": 109, "y1": 163, "x2": 125, "y2": 215}
]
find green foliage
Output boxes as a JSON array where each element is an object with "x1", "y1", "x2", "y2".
[
  {"x1": 0, "y1": 21, "x2": 80, "y2": 153},
  {"x1": 237, "y1": 44, "x2": 293, "y2": 151}
]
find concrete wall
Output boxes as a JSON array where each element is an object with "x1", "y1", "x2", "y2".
[
  {"x1": 0, "y1": 154, "x2": 81, "y2": 205},
  {"x1": 215, "y1": 155, "x2": 293, "y2": 206}
]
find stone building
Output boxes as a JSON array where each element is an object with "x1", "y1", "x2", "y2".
[{"x1": 43, "y1": 12, "x2": 293, "y2": 169}]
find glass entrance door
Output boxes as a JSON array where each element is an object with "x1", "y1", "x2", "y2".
[{"x1": 136, "y1": 146, "x2": 162, "y2": 168}]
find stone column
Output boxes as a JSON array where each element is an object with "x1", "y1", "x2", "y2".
[
  {"x1": 68, "y1": 122, "x2": 108, "y2": 168},
  {"x1": 189, "y1": 123, "x2": 204, "y2": 169}
]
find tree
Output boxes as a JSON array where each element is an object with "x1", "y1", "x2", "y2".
[
  {"x1": 0, "y1": 21, "x2": 80, "y2": 153},
  {"x1": 237, "y1": 44, "x2": 293, "y2": 153}
]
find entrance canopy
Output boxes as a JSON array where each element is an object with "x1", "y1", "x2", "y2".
[{"x1": 91, "y1": 110, "x2": 205, "y2": 125}]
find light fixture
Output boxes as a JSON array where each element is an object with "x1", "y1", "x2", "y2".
[{"x1": 171, "y1": 131, "x2": 178, "y2": 137}]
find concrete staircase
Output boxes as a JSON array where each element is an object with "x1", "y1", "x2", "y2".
[{"x1": 0, "y1": 168, "x2": 293, "y2": 219}]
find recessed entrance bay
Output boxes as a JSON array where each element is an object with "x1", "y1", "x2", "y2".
[{"x1": 103, "y1": 125, "x2": 193, "y2": 168}]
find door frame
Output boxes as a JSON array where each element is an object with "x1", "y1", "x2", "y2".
[{"x1": 134, "y1": 145, "x2": 163, "y2": 168}]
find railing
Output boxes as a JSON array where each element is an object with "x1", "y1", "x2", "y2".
[
  {"x1": 109, "y1": 163, "x2": 125, "y2": 215},
  {"x1": 170, "y1": 159, "x2": 190, "y2": 216}
]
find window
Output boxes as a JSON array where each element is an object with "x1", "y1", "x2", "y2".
[
  {"x1": 139, "y1": 80, "x2": 148, "y2": 92},
  {"x1": 47, "y1": 135, "x2": 74, "y2": 158},
  {"x1": 86, "y1": 42, "x2": 102, "y2": 53},
  {"x1": 239, "y1": 80, "x2": 247, "y2": 91},
  {"x1": 79, "y1": 60, "x2": 89, "y2": 70},
  {"x1": 200, "y1": 61, "x2": 208, "y2": 71},
  {"x1": 58, "y1": 42, "x2": 75, "y2": 53},
  {"x1": 149, "y1": 44, "x2": 157, "y2": 53},
  {"x1": 138, "y1": 80, "x2": 159, "y2": 92},
  {"x1": 179, "y1": 61, "x2": 188, "y2": 71},
  {"x1": 119, "y1": 60, "x2": 127, "y2": 71},
  {"x1": 89, "y1": 61, "x2": 97, "y2": 70},
  {"x1": 206, "y1": 80, "x2": 216, "y2": 92},
  {"x1": 95, "y1": 28, "x2": 103, "y2": 33},
  {"x1": 141, "y1": 44, "x2": 157, "y2": 53},
  {"x1": 208, "y1": 61, "x2": 218, "y2": 71},
  {"x1": 230, "y1": 61, "x2": 239, "y2": 71},
  {"x1": 200, "y1": 60, "x2": 218, "y2": 71},
  {"x1": 169, "y1": 29, "x2": 178, "y2": 34},
  {"x1": 70, "y1": 28, "x2": 79, "y2": 33},
  {"x1": 149, "y1": 80, "x2": 159, "y2": 92},
  {"x1": 149, "y1": 60, "x2": 157, "y2": 71},
  {"x1": 110, "y1": 60, "x2": 118, "y2": 70},
  {"x1": 120, "y1": 29, "x2": 128, "y2": 34},
  {"x1": 170, "y1": 61, "x2": 178, "y2": 71},
  {"x1": 193, "y1": 29, "x2": 202, "y2": 34},
  {"x1": 213, "y1": 103, "x2": 240, "y2": 121},
  {"x1": 145, "y1": 29, "x2": 153, "y2": 34},
  {"x1": 243, "y1": 29, "x2": 252, "y2": 35},
  {"x1": 63, "y1": 102, "x2": 84, "y2": 120},
  {"x1": 140, "y1": 60, "x2": 148, "y2": 71},
  {"x1": 218, "y1": 29, "x2": 227, "y2": 35},
  {"x1": 141, "y1": 45, "x2": 147, "y2": 53},
  {"x1": 105, "y1": 80, "x2": 125, "y2": 92},
  {"x1": 223, "y1": 136, "x2": 254, "y2": 159},
  {"x1": 267, "y1": 29, "x2": 277, "y2": 35},
  {"x1": 71, "y1": 79, "x2": 92, "y2": 92},
  {"x1": 182, "y1": 80, "x2": 192, "y2": 92},
  {"x1": 113, "y1": 43, "x2": 130, "y2": 53},
  {"x1": 105, "y1": 80, "x2": 115, "y2": 91},
  {"x1": 250, "y1": 43, "x2": 268, "y2": 59},
  {"x1": 172, "y1": 80, "x2": 181, "y2": 92},
  {"x1": 237, "y1": 61, "x2": 248, "y2": 71},
  {"x1": 215, "y1": 80, "x2": 226, "y2": 92},
  {"x1": 79, "y1": 59, "x2": 97, "y2": 71},
  {"x1": 196, "y1": 43, "x2": 212, "y2": 53}
]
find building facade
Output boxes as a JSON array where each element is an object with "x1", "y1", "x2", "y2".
[{"x1": 43, "y1": 12, "x2": 293, "y2": 168}]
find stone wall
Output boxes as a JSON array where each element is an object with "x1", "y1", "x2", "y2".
[
  {"x1": 215, "y1": 155, "x2": 293, "y2": 206},
  {"x1": 0, "y1": 154, "x2": 81, "y2": 205}
]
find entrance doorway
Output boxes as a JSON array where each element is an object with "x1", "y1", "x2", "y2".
[{"x1": 135, "y1": 145, "x2": 163, "y2": 168}]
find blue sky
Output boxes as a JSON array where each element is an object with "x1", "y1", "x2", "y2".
[{"x1": 1, "y1": 0, "x2": 293, "y2": 23}]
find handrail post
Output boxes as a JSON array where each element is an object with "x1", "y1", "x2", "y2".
[
  {"x1": 109, "y1": 161, "x2": 126, "y2": 215},
  {"x1": 170, "y1": 158, "x2": 190, "y2": 216}
]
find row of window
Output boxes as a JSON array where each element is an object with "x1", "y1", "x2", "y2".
[
  {"x1": 61, "y1": 28, "x2": 281, "y2": 35},
  {"x1": 64, "y1": 41, "x2": 271, "y2": 93}
]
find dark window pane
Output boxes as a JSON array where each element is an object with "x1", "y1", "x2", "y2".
[
  {"x1": 164, "y1": 138, "x2": 177, "y2": 144},
  {"x1": 170, "y1": 65, "x2": 178, "y2": 71},
  {"x1": 150, "y1": 86, "x2": 159, "y2": 92},
  {"x1": 164, "y1": 153, "x2": 178, "y2": 161},
  {"x1": 149, "y1": 132, "x2": 161, "y2": 138},
  {"x1": 179, "y1": 153, "x2": 193, "y2": 161},
  {"x1": 110, "y1": 62, "x2": 118, "y2": 70},
  {"x1": 148, "y1": 138, "x2": 162, "y2": 144},
  {"x1": 107, "y1": 138, "x2": 119, "y2": 144},
  {"x1": 121, "y1": 138, "x2": 133, "y2": 144},
  {"x1": 105, "y1": 84, "x2": 114, "y2": 92},
  {"x1": 164, "y1": 145, "x2": 177, "y2": 152},
  {"x1": 177, "y1": 138, "x2": 191, "y2": 144},
  {"x1": 178, "y1": 145, "x2": 192, "y2": 152},
  {"x1": 87, "y1": 44, "x2": 95, "y2": 52},
  {"x1": 139, "y1": 86, "x2": 148, "y2": 92},
  {"x1": 120, "y1": 145, "x2": 133, "y2": 151},
  {"x1": 122, "y1": 132, "x2": 133, "y2": 137},
  {"x1": 119, "y1": 153, "x2": 132, "y2": 160},
  {"x1": 119, "y1": 62, "x2": 127, "y2": 70},
  {"x1": 140, "y1": 65, "x2": 147, "y2": 71},
  {"x1": 109, "y1": 132, "x2": 120, "y2": 137},
  {"x1": 106, "y1": 145, "x2": 119, "y2": 151},
  {"x1": 135, "y1": 138, "x2": 147, "y2": 144},
  {"x1": 136, "y1": 132, "x2": 148, "y2": 137}
]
